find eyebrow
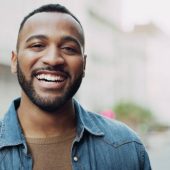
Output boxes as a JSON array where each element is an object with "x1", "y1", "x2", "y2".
[
  {"x1": 26, "y1": 35, "x2": 47, "y2": 43},
  {"x1": 25, "y1": 34, "x2": 82, "y2": 48}
]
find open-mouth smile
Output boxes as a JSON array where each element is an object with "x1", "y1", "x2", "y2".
[
  {"x1": 33, "y1": 70, "x2": 69, "y2": 90},
  {"x1": 36, "y1": 74, "x2": 66, "y2": 82}
]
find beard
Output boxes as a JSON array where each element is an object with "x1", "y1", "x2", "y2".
[{"x1": 17, "y1": 62, "x2": 83, "y2": 112}]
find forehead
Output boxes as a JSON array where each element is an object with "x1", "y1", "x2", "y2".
[{"x1": 19, "y1": 12, "x2": 84, "y2": 45}]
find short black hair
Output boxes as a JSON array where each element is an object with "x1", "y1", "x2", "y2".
[{"x1": 16, "y1": 4, "x2": 84, "y2": 51}]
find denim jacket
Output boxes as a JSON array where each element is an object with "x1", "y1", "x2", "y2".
[{"x1": 0, "y1": 98, "x2": 151, "y2": 170}]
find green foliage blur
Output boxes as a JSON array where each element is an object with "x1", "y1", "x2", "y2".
[{"x1": 113, "y1": 101, "x2": 153, "y2": 133}]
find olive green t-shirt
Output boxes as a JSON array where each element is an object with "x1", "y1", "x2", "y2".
[{"x1": 26, "y1": 129, "x2": 76, "y2": 170}]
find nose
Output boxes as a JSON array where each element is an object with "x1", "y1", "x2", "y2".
[{"x1": 41, "y1": 45, "x2": 65, "y2": 66}]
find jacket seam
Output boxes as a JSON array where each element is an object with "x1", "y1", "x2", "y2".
[{"x1": 102, "y1": 137, "x2": 142, "y2": 148}]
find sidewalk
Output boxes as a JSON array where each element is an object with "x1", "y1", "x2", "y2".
[{"x1": 147, "y1": 130, "x2": 170, "y2": 170}]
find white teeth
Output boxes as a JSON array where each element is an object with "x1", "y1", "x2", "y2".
[{"x1": 36, "y1": 74, "x2": 64, "y2": 82}]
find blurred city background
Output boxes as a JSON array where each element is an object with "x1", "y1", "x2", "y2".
[{"x1": 0, "y1": 0, "x2": 169, "y2": 169}]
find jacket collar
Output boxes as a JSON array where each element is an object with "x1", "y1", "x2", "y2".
[
  {"x1": 0, "y1": 98, "x2": 26, "y2": 150},
  {"x1": 74, "y1": 99, "x2": 104, "y2": 141},
  {"x1": 0, "y1": 98, "x2": 104, "y2": 149}
]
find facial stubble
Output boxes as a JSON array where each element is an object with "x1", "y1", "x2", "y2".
[{"x1": 17, "y1": 61, "x2": 84, "y2": 112}]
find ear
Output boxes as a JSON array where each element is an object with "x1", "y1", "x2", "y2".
[
  {"x1": 83, "y1": 54, "x2": 87, "y2": 77},
  {"x1": 11, "y1": 51, "x2": 17, "y2": 74},
  {"x1": 83, "y1": 54, "x2": 87, "y2": 70}
]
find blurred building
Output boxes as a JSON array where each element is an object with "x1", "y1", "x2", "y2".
[
  {"x1": 0, "y1": 0, "x2": 170, "y2": 124},
  {"x1": 0, "y1": 64, "x2": 20, "y2": 115},
  {"x1": 78, "y1": 0, "x2": 170, "y2": 124}
]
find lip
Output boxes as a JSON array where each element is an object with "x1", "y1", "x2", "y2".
[{"x1": 34, "y1": 70, "x2": 69, "y2": 78}]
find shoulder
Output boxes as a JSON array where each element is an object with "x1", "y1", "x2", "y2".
[
  {"x1": 88, "y1": 112, "x2": 151, "y2": 169},
  {"x1": 0, "y1": 115, "x2": 6, "y2": 141},
  {"x1": 87, "y1": 111, "x2": 142, "y2": 145},
  {"x1": 74, "y1": 99, "x2": 143, "y2": 145},
  {"x1": 0, "y1": 118, "x2": 3, "y2": 134}
]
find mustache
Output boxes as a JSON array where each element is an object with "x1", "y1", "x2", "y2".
[{"x1": 31, "y1": 66, "x2": 70, "y2": 77}]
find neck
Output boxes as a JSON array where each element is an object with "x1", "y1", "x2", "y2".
[{"x1": 17, "y1": 94, "x2": 76, "y2": 138}]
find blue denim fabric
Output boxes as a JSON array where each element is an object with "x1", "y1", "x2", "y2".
[{"x1": 0, "y1": 98, "x2": 151, "y2": 170}]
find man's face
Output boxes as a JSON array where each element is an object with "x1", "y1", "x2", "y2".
[{"x1": 12, "y1": 12, "x2": 86, "y2": 112}]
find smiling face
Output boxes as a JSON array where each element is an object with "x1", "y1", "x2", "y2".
[{"x1": 11, "y1": 12, "x2": 86, "y2": 112}]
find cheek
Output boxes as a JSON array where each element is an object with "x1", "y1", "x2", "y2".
[
  {"x1": 17, "y1": 59, "x2": 29, "y2": 77},
  {"x1": 17, "y1": 51, "x2": 41, "y2": 72},
  {"x1": 68, "y1": 59, "x2": 84, "y2": 76}
]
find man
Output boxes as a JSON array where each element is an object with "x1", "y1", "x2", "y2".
[{"x1": 0, "y1": 4, "x2": 151, "y2": 170}]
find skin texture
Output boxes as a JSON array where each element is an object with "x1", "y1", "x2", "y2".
[{"x1": 11, "y1": 12, "x2": 86, "y2": 138}]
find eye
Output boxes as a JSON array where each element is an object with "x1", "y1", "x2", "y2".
[
  {"x1": 28, "y1": 43, "x2": 46, "y2": 51},
  {"x1": 31, "y1": 43, "x2": 45, "y2": 48},
  {"x1": 64, "y1": 47, "x2": 76, "y2": 52},
  {"x1": 61, "y1": 46, "x2": 79, "y2": 55}
]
